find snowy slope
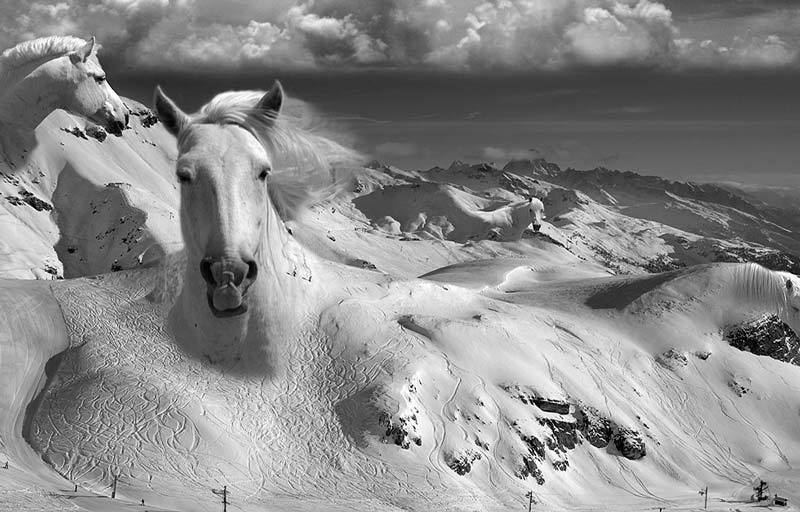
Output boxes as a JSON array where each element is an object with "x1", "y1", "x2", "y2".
[
  {"x1": 2, "y1": 259, "x2": 799, "y2": 512},
  {"x1": 0, "y1": 100, "x2": 180, "y2": 279},
  {"x1": 2, "y1": 125, "x2": 800, "y2": 511}
]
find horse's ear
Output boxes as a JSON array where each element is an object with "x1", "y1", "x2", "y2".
[
  {"x1": 256, "y1": 80, "x2": 284, "y2": 116},
  {"x1": 787, "y1": 279, "x2": 794, "y2": 291},
  {"x1": 153, "y1": 86, "x2": 190, "y2": 137},
  {"x1": 70, "y1": 36, "x2": 95, "y2": 64}
]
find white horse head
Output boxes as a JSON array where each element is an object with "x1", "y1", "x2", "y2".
[
  {"x1": 781, "y1": 275, "x2": 800, "y2": 335},
  {"x1": 528, "y1": 196, "x2": 545, "y2": 232},
  {"x1": 60, "y1": 37, "x2": 128, "y2": 134},
  {"x1": 0, "y1": 36, "x2": 128, "y2": 133},
  {"x1": 154, "y1": 84, "x2": 282, "y2": 317},
  {"x1": 154, "y1": 81, "x2": 358, "y2": 325}
]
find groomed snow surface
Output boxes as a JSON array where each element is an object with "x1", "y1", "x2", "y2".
[{"x1": 1, "y1": 108, "x2": 800, "y2": 511}]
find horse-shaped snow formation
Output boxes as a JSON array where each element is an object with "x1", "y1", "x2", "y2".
[
  {"x1": 0, "y1": 36, "x2": 151, "y2": 279},
  {"x1": 358, "y1": 183, "x2": 546, "y2": 242},
  {"x1": 152, "y1": 81, "x2": 360, "y2": 364},
  {"x1": 0, "y1": 36, "x2": 128, "y2": 143},
  {"x1": 488, "y1": 195, "x2": 545, "y2": 239}
]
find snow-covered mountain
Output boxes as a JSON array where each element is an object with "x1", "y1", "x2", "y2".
[
  {"x1": 2, "y1": 112, "x2": 800, "y2": 512},
  {"x1": 0, "y1": 99, "x2": 180, "y2": 279}
]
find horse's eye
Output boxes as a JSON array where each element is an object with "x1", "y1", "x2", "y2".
[
  {"x1": 94, "y1": 75, "x2": 106, "y2": 84},
  {"x1": 176, "y1": 170, "x2": 192, "y2": 184},
  {"x1": 258, "y1": 167, "x2": 270, "y2": 181}
]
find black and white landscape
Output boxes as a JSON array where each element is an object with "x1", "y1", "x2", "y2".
[{"x1": 2, "y1": 2, "x2": 800, "y2": 511}]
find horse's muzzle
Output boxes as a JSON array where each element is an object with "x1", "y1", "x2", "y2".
[
  {"x1": 91, "y1": 105, "x2": 128, "y2": 136},
  {"x1": 200, "y1": 257, "x2": 258, "y2": 317}
]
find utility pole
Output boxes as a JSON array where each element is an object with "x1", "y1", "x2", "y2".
[
  {"x1": 212, "y1": 485, "x2": 229, "y2": 512},
  {"x1": 704, "y1": 485, "x2": 708, "y2": 510},
  {"x1": 525, "y1": 491, "x2": 535, "y2": 511},
  {"x1": 111, "y1": 474, "x2": 118, "y2": 499},
  {"x1": 755, "y1": 480, "x2": 769, "y2": 501}
]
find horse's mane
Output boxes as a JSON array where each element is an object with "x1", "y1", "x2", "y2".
[
  {"x1": 0, "y1": 36, "x2": 90, "y2": 93},
  {"x1": 728, "y1": 263, "x2": 791, "y2": 316},
  {"x1": 190, "y1": 90, "x2": 363, "y2": 221}
]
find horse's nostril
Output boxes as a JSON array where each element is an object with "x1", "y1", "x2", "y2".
[
  {"x1": 246, "y1": 260, "x2": 258, "y2": 281},
  {"x1": 200, "y1": 258, "x2": 215, "y2": 285},
  {"x1": 124, "y1": 112, "x2": 130, "y2": 127},
  {"x1": 533, "y1": 224, "x2": 541, "y2": 232}
]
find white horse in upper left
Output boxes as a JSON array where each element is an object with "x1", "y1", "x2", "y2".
[{"x1": 0, "y1": 36, "x2": 128, "y2": 142}]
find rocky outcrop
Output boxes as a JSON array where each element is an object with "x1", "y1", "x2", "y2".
[
  {"x1": 539, "y1": 418, "x2": 579, "y2": 453},
  {"x1": 656, "y1": 349, "x2": 689, "y2": 370},
  {"x1": 503, "y1": 385, "x2": 570, "y2": 415},
  {"x1": 726, "y1": 314, "x2": 800, "y2": 366},
  {"x1": 575, "y1": 405, "x2": 614, "y2": 448},
  {"x1": 445, "y1": 449, "x2": 482, "y2": 475},
  {"x1": 613, "y1": 428, "x2": 646, "y2": 460}
]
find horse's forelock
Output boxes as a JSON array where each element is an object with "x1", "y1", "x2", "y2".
[{"x1": 186, "y1": 90, "x2": 362, "y2": 222}]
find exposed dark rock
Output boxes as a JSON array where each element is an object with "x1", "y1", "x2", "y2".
[
  {"x1": 16, "y1": 189, "x2": 52, "y2": 211},
  {"x1": 643, "y1": 255, "x2": 685, "y2": 273},
  {"x1": 694, "y1": 351, "x2": 711, "y2": 360},
  {"x1": 5, "y1": 195, "x2": 24, "y2": 206},
  {"x1": 61, "y1": 127, "x2": 88, "y2": 139},
  {"x1": 539, "y1": 418, "x2": 579, "y2": 452},
  {"x1": 728, "y1": 376, "x2": 751, "y2": 397},
  {"x1": 445, "y1": 450, "x2": 482, "y2": 475},
  {"x1": 726, "y1": 314, "x2": 800, "y2": 366},
  {"x1": 613, "y1": 428, "x2": 646, "y2": 460},
  {"x1": 502, "y1": 385, "x2": 570, "y2": 415},
  {"x1": 552, "y1": 459, "x2": 569, "y2": 471},
  {"x1": 518, "y1": 454, "x2": 545, "y2": 485},
  {"x1": 43, "y1": 265, "x2": 60, "y2": 278},
  {"x1": 378, "y1": 412, "x2": 422, "y2": 449},
  {"x1": 575, "y1": 405, "x2": 614, "y2": 448},
  {"x1": 511, "y1": 423, "x2": 544, "y2": 485},
  {"x1": 656, "y1": 349, "x2": 688, "y2": 369},
  {"x1": 84, "y1": 125, "x2": 107, "y2": 141},
  {"x1": 347, "y1": 258, "x2": 378, "y2": 271},
  {"x1": 127, "y1": 104, "x2": 159, "y2": 128},
  {"x1": 474, "y1": 436, "x2": 489, "y2": 451}
]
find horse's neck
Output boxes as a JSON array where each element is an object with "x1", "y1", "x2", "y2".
[
  {"x1": 174, "y1": 204, "x2": 318, "y2": 367},
  {"x1": 730, "y1": 264, "x2": 785, "y2": 314},
  {"x1": 506, "y1": 203, "x2": 530, "y2": 231},
  {"x1": 0, "y1": 66, "x2": 64, "y2": 135}
]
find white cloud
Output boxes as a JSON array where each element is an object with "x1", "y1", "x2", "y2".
[
  {"x1": 0, "y1": 0, "x2": 797, "y2": 72},
  {"x1": 482, "y1": 146, "x2": 538, "y2": 162},
  {"x1": 677, "y1": 33, "x2": 798, "y2": 68},
  {"x1": 565, "y1": 1, "x2": 677, "y2": 66}
]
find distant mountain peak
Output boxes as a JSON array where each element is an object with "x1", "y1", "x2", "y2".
[
  {"x1": 365, "y1": 159, "x2": 386, "y2": 170},
  {"x1": 447, "y1": 160, "x2": 468, "y2": 171},
  {"x1": 503, "y1": 158, "x2": 561, "y2": 176}
]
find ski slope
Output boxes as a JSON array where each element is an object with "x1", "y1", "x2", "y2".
[{"x1": 2, "y1": 257, "x2": 799, "y2": 511}]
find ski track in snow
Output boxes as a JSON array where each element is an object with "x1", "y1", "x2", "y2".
[{"x1": 2, "y1": 262, "x2": 800, "y2": 511}]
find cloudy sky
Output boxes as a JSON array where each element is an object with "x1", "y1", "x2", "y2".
[{"x1": 3, "y1": 0, "x2": 800, "y2": 186}]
